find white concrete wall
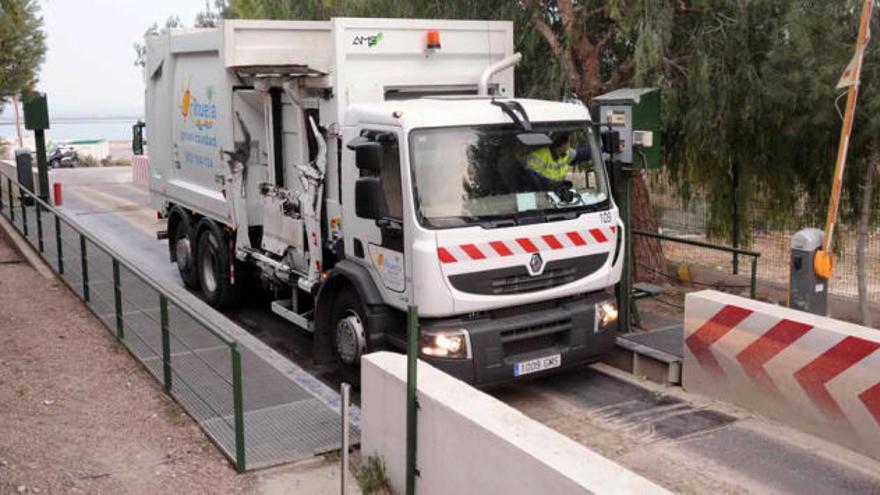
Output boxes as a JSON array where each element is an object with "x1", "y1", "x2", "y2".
[
  {"x1": 361, "y1": 352, "x2": 669, "y2": 495},
  {"x1": 684, "y1": 290, "x2": 880, "y2": 461}
]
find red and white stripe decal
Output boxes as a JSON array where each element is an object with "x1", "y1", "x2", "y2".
[
  {"x1": 685, "y1": 300, "x2": 880, "y2": 427},
  {"x1": 132, "y1": 155, "x2": 150, "y2": 189},
  {"x1": 437, "y1": 226, "x2": 616, "y2": 264}
]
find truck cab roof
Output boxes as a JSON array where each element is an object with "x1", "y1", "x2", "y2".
[{"x1": 344, "y1": 98, "x2": 593, "y2": 130}]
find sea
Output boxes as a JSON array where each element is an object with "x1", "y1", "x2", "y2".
[{"x1": 0, "y1": 117, "x2": 138, "y2": 144}]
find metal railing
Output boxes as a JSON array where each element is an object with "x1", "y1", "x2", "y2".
[
  {"x1": 0, "y1": 168, "x2": 248, "y2": 471},
  {"x1": 634, "y1": 229, "x2": 761, "y2": 299}
]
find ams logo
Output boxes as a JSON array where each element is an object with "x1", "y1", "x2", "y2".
[{"x1": 352, "y1": 32, "x2": 383, "y2": 47}]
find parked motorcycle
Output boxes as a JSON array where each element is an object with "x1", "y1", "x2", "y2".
[{"x1": 48, "y1": 145, "x2": 78, "y2": 168}]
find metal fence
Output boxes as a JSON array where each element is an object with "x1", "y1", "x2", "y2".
[
  {"x1": 648, "y1": 181, "x2": 880, "y2": 302},
  {"x1": 0, "y1": 170, "x2": 248, "y2": 472}
]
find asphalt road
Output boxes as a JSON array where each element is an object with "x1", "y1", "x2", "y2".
[{"x1": 30, "y1": 167, "x2": 880, "y2": 494}]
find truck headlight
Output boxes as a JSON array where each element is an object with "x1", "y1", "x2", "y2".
[
  {"x1": 596, "y1": 299, "x2": 619, "y2": 328},
  {"x1": 420, "y1": 329, "x2": 471, "y2": 359}
]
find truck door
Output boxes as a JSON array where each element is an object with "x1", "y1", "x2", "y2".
[{"x1": 346, "y1": 128, "x2": 407, "y2": 306}]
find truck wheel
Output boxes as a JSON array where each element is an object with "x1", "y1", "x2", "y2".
[
  {"x1": 331, "y1": 288, "x2": 368, "y2": 387},
  {"x1": 172, "y1": 216, "x2": 200, "y2": 289},
  {"x1": 196, "y1": 222, "x2": 239, "y2": 309}
]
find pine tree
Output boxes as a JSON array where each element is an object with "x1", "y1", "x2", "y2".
[{"x1": 0, "y1": 0, "x2": 47, "y2": 109}]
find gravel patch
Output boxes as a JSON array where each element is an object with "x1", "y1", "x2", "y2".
[{"x1": 0, "y1": 228, "x2": 254, "y2": 494}]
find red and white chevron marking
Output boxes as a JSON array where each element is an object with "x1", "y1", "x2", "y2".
[
  {"x1": 684, "y1": 290, "x2": 880, "y2": 459},
  {"x1": 132, "y1": 155, "x2": 149, "y2": 189},
  {"x1": 437, "y1": 225, "x2": 616, "y2": 264}
]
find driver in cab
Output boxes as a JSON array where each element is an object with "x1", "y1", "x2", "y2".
[{"x1": 523, "y1": 132, "x2": 591, "y2": 190}]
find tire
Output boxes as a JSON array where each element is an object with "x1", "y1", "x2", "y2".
[
  {"x1": 49, "y1": 159, "x2": 60, "y2": 169},
  {"x1": 171, "y1": 214, "x2": 200, "y2": 290},
  {"x1": 330, "y1": 288, "x2": 369, "y2": 387},
  {"x1": 196, "y1": 221, "x2": 240, "y2": 309}
]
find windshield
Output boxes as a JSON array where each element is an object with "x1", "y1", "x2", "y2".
[{"x1": 410, "y1": 122, "x2": 609, "y2": 228}]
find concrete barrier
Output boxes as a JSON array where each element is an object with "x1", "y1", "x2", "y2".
[
  {"x1": 684, "y1": 290, "x2": 880, "y2": 460},
  {"x1": 132, "y1": 155, "x2": 149, "y2": 189},
  {"x1": 361, "y1": 352, "x2": 669, "y2": 495}
]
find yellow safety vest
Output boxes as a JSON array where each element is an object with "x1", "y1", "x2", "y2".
[{"x1": 526, "y1": 147, "x2": 574, "y2": 181}]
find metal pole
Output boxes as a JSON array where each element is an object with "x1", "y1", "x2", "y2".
[
  {"x1": 750, "y1": 257, "x2": 758, "y2": 300},
  {"x1": 36, "y1": 203, "x2": 43, "y2": 253},
  {"x1": 341, "y1": 382, "x2": 351, "y2": 495},
  {"x1": 20, "y1": 192, "x2": 28, "y2": 237},
  {"x1": 113, "y1": 259, "x2": 124, "y2": 340},
  {"x1": 55, "y1": 215, "x2": 63, "y2": 274},
  {"x1": 7, "y1": 178, "x2": 13, "y2": 223},
  {"x1": 732, "y1": 161, "x2": 740, "y2": 275},
  {"x1": 80, "y1": 234, "x2": 89, "y2": 302},
  {"x1": 160, "y1": 295, "x2": 172, "y2": 392},
  {"x1": 406, "y1": 305, "x2": 419, "y2": 495},
  {"x1": 619, "y1": 167, "x2": 633, "y2": 333},
  {"x1": 0, "y1": 175, "x2": 4, "y2": 212},
  {"x1": 231, "y1": 343, "x2": 246, "y2": 472}
]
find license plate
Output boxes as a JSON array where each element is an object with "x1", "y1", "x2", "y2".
[{"x1": 514, "y1": 354, "x2": 561, "y2": 377}]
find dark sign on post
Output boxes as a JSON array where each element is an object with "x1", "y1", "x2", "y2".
[
  {"x1": 23, "y1": 93, "x2": 50, "y2": 131},
  {"x1": 22, "y1": 92, "x2": 51, "y2": 201}
]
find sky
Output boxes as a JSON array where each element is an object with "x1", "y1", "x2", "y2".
[{"x1": 2, "y1": 0, "x2": 207, "y2": 120}]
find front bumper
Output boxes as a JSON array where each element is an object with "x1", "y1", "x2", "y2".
[{"x1": 419, "y1": 291, "x2": 617, "y2": 387}]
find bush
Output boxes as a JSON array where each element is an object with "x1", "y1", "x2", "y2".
[{"x1": 356, "y1": 455, "x2": 393, "y2": 495}]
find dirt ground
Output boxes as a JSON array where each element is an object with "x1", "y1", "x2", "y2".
[{"x1": 0, "y1": 228, "x2": 254, "y2": 494}]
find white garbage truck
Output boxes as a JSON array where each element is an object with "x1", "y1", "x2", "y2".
[{"x1": 144, "y1": 18, "x2": 623, "y2": 386}]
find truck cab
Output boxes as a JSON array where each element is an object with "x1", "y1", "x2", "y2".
[
  {"x1": 333, "y1": 97, "x2": 622, "y2": 385},
  {"x1": 145, "y1": 18, "x2": 622, "y2": 387}
]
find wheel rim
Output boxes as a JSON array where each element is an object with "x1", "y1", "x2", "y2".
[
  {"x1": 175, "y1": 235, "x2": 191, "y2": 272},
  {"x1": 335, "y1": 310, "x2": 366, "y2": 365},
  {"x1": 201, "y1": 245, "x2": 218, "y2": 293}
]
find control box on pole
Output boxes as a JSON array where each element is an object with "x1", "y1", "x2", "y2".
[
  {"x1": 592, "y1": 88, "x2": 661, "y2": 332},
  {"x1": 789, "y1": 228, "x2": 829, "y2": 315}
]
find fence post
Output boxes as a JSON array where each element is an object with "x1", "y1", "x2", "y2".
[
  {"x1": 7, "y1": 177, "x2": 14, "y2": 223},
  {"x1": 732, "y1": 161, "x2": 740, "y2": 275},
  {"x1": 20, "y1": 192, "x2": 28, "y2": 237},
  {"x1": 231, "y1": 343, "x2": 246, "y2": 472},
  {"x1": 113, "y1": 259, "x2": 124, "y2": 340},
  {"x1": 750, "y1": 256, "x2": 758, "y2": 300},
  {"x1": 160, "y1": 295, "x2": 172, "y2": 392},
  {"x1": 55, "y1": 216, "x2": 63, "y2": 274},
  {"x1": 406, "y1": 305, "x2": 419, "y2": 495},
  {"x1": 341, "y1": 382, "x2": 351, "y2": 495},
  {"x1": 36, "y1": 203, "x2": 44, "y2": 253},
  {"x1": 80, "y1": 234, "x2": 89, "y2": 302}
]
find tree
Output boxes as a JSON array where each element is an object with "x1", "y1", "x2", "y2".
[
  {"x1": 134, "y1": 16, "x2": 183, "y2": 70},
  {"x1": 523, "y1": 1, "x2": 674, "y2": 282},
  {"x1": 761, "y1": 0, "x2": 879, "y2": 325},
  {"x1": 0, "y1": 0, "x2": 46, "y2": 144}
]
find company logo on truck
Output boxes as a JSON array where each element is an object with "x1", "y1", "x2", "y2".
[
  {"x1": 179, "y1": 84, "x2": 217, "y2": 131},
  {"x1": 352, "y1": 32, "x2": 383, "y2": 47},
  {"x1": 178, "y1": 82, "x2": 218, "y2": 165}
]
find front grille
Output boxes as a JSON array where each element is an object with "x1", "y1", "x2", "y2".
[
  {"x1": 500, "y1": 318, "x2": 572, "y2": 358},
  {"x1": 448, "y1": 253, "x2": 608, "y2": 296},
  {"x1": 503, "y1": 333, "x2": 561, "y2": 357},
  {"x1": 492, "y1": 267, "x2": 578, "y2": 295}
]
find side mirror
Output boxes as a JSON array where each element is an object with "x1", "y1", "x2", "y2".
[
  {"x1": 355, "y1": 176, "x2": 389, "y2": 220},
  {"x1": 354, "y1": 141, "x2": 383, "y2": 172}
]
